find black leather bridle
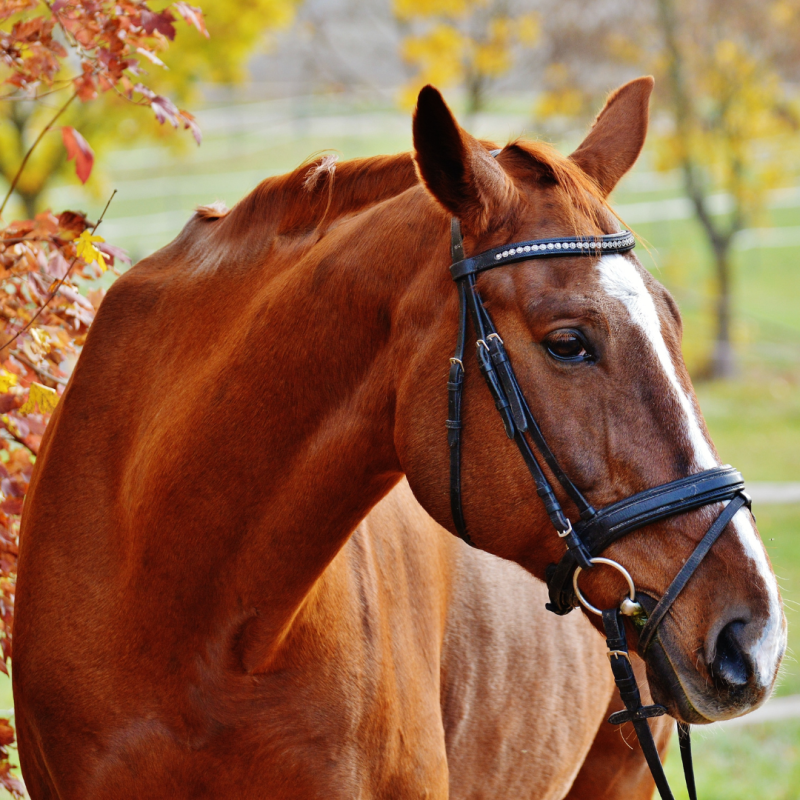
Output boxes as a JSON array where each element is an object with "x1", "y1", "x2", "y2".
[{"x1": 445, "y1": 207, "x2": 752, "y2": 800}]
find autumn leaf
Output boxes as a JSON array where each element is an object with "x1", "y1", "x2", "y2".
[
  {"x1": 0, "y1": 720, "x2": 13, "y2": 747},
  {"x1": 61, "y1": 126, "x2": 94, "y2": 184},
  {"x1": 136, "y1": 47, "x2": 166, "y2": 67},
  {"x1": 140, "y1": 9, "x2": 177, "y2": 40},
  {"x1": 19, "y1": 383, "x2": 58, "y2": 416},
  {"x1": 174, "y1": 2, "x2": 209, "y2": 38},
  {"x1": 179, "y1": 109, "x2": 202, "y2": 145},
  {"x1": 0, "y1": 372, "x2": 17, "y2": 394},
  {"x1": 75, "y1": 230, "x2": 107, "y2": 272}
]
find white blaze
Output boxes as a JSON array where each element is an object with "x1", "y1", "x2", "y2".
[{"x1": 597, "y1": 253, "x2": 785, "y2": 686}]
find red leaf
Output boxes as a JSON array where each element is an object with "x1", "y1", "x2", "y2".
[
  {"x1": 151, "y1": 94, "x2": 180, "y2": 127},
  {"x1": 140, "y1": 10, "x2": 176, "y2": 40},
  {"x1": 61, "y1": 126, "x2": 94, "y2": 184},
  {"x1": 0, "y1": 499, "x2": 23, "y2": 516},
  {"x1": 73, "y1": 62, "x2": 97, "y2": 101},
  {"x1": 173, "y1": 3, "x2": 209, "y2": 38}
]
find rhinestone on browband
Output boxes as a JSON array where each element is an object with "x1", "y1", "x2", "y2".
[
  {"x1": 449, "y1": 230, "x2": 636, "y2": 281},
  {"x1": 494, "y1": 232, "x2": 635, "y2": 261}
]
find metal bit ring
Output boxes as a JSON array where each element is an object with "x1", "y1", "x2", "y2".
[{"x1": 573, "y1": 557, "x2": 637, "y2": 616}]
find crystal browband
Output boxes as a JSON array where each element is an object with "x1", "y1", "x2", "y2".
[{"x1": 450, "y1": 230, "x2": 635, "y2": 280}]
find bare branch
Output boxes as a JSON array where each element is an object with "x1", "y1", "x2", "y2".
[{"x1": 0, "y1": 91, "x2": 78, "y2": 218}]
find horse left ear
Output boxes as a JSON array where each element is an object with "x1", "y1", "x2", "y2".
[
  {"x1": 413, "y1": 85, "x2": 509, "y2": 232},
  {"x1": 569, "y1": 76, "x2": 654, "y2": 197}
]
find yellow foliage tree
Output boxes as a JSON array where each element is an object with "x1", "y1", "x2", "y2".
[
  {"x1": 536, "y1": 0, "x2": 800, "y2": 378},
  {"x1": 0, "y1": 0, "x2": 297, "y2": 218},
  {"x1": 395, "y1": 0, "x2": 539, "y2": 114}
]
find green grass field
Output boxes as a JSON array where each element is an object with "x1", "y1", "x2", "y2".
[{"x1": 2, "y1": 95, "x2": 799, "y2": 796}]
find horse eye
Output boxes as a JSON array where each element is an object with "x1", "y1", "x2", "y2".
[{"x1": 544, "y1": 330, "x2": 593, "y2": 363}]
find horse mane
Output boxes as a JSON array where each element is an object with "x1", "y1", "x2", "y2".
[
  {"x1": 191, "y1": 152, "x2": 419, "y2": 241},
  {"x1": 187, "y1": 139, "x2": 612, "y2": 266}
]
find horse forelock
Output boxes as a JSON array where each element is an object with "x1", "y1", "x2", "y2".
[{"x1": 501, "y1": 139, "x2": 613, "y2": 234}]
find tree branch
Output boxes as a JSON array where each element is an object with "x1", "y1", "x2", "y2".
[
  {"x1": 11, "y1": 350, "x2": 67, "y2": 387},
  {"x1": 0, "y1": 91, "x2": 77, "y2": 218}
]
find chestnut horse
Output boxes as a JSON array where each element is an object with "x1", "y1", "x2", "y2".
[{"x1": 14, "y1": 76, "x2": 784, "y2": 798}]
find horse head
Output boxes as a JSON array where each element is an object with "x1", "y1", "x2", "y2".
[{"x1": 395, "y1": 77, "x2": 785, "y2": 724}]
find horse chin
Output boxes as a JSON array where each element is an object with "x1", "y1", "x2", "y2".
[{"x1": 643, "y1": 634, "x2": 769, "y2": 725}]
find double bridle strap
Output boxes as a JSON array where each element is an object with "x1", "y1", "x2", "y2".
[{"x1": 445, "y1": 213, "x2": 752, "y2": 800}]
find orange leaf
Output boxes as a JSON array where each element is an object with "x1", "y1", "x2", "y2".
[{"x1": 61, "y1": 126, "x2": 94, "y2": 184}]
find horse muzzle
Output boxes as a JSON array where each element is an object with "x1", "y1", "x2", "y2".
[{"x1": 642, "y1": 604, "x2": 787, "y2": 724}]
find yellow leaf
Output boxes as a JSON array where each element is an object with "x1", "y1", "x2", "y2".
[
  {"x1": 29, "y1": 327, "x2": 51, "y2": 352},
  {"x1": 0, "y1": 371, "x2": 17, "y2": 394},
  {"x1": 19, "y1": 382, "x2": 59, "y2": 416},
  {"x1": 75, "y1": 230, "x2": 108, "y2": 272}
]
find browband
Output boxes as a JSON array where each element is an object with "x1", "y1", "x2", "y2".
[{"x1": 450, "y1": 231, "x2": 635, "y2": 280}]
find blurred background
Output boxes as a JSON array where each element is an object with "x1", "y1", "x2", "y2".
[{"x1": 2, "y1": 0, "x2": 800, "y2": 796}]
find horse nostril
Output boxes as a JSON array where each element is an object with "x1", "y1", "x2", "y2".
[{"x1": 711, "y1": 620, "x2": 753, "y2": 689}]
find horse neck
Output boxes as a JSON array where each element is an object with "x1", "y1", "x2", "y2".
[{"x1": 201, "y1": 189, "x2": 453, "y2": 670}]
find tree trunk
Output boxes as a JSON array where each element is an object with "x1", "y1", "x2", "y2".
[
  {"x1": 710, "y1": 241, "x2": 736, "y2": 378},
  {"x1": 656, "y1": 0, "x2": 741, "y2": 380},
  {"x1": 465, "y1": 72, "x2": 486, "y2": 121},
  {"x1": 19, "y1": 187, "x2": 40, "y2": 220}
]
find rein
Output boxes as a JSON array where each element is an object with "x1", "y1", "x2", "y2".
[{"x1": 446, "y1": 211, "x2": 751, "y2": 800}]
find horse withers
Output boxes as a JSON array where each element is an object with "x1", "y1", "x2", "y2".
[{"x1": 14, "y1": 76, "x2": 784, "y2": 798}]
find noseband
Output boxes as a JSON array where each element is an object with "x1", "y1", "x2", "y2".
[{"x1": 446, "y1": 206, "x2": 751, "y2": 800}]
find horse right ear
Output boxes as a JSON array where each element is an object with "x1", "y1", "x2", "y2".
[{"x1": 413, "y1": 85, "x2": 510, "y2": 233}]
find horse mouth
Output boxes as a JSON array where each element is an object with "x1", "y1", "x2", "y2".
[{"x1": 643, "y1": 627, "x2": 773, "y2": 724}]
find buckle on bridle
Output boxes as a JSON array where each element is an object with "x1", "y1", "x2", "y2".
[
  {"x1": 606, "y1": 649, "x2": 631, "y2": 663},
  {"x1": 556, "y1": 519, "x2": 573, "y2": 538}
]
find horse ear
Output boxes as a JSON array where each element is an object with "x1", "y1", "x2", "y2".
[
  {"x1": 569, "y1": 76, "x2": 654, "y2": 197},
  {"x1": 413, "y1": 85, "x2": 509, "y2": 231}
]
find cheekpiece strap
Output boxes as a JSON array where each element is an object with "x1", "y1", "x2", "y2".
[{"x1": 450, "y1": 231, "x2": 635, "y2": 281}]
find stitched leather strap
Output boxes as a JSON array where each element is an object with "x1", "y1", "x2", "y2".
[
  {"x1": 602, "y1": 610, "x2": 676, "y2": 800},
  {"x1": 577, "y1": 467, "x2": 747, "y2": 550},
  {"x1": 450, "y1": 231, "x2": 635, "y2": 280},
  {"x1": 448, "y1": 222, "x2": 473, "y2": 547},
  {"x1": 638, "y1": 493, "x2": 749, "y2": 653},
  {"x1": 545, "y1": 466, "x2": 748, "y2": 615}
]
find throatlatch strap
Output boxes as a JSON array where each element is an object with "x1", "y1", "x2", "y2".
[
  {"x1": 677, "y1": 722, "x2": 698, "y2": 800},
  {"x1": 602, "y1": 609, "x2": 676, "y2": 800},
  {"x1": 638, "y1": 493, "x2": 748, "y2": 654}
]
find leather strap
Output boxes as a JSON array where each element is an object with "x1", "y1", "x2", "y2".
[
  {"x1": 450, "y1": 231, "x2": 635, "y2": 280},
  {"x1": 602, "y1": 609, "x2": 676, "y2": 800},
  {"x1": 638, "y1": 493, "x2": 749, "y2": 653},
  {"x1": 447, "y1": 221, "x2": 473, "y2": 546},
  {"x1": 577, "y1": 467, "x2": 747, "y2": 550},
  {"x1": 545, "y1": 466, "x2": 748, "y2": 615},
  {"x1": 677, "y1": 722, "x2": 697, "y2": 800}
]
